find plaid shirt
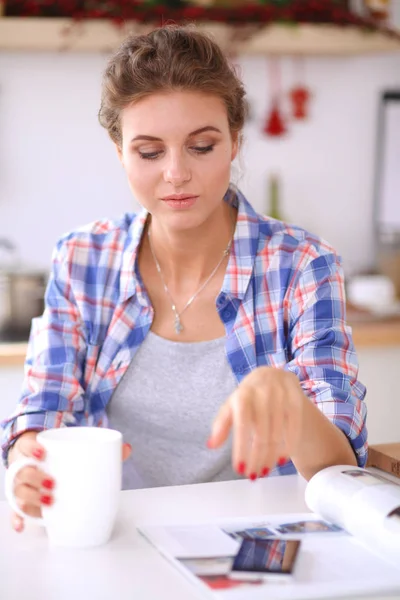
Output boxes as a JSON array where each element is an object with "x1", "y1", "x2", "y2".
[{"x1": 1, "y1": 188, "x2": 367, "y2": 468}]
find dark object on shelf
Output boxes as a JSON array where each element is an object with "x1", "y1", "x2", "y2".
[
  {"x1": 0, "y1": 271, "x2": 47, "y2": 339},
  {"x1": 0, "y1": 328, "x2": 31, "y2": 343}
]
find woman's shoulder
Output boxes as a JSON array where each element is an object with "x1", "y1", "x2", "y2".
[
  {"x1": 236, "y1": 189, "x2": 339, "y2": 265},
  {"x1": 57, "y1": 212, "x2": 139, "y2": 243},
  {"x1": 52, "y1": 212, "x2": 141, "y2": 262},
  {"x1": 257, "y1": 213, "x2": 340, "y2": 266}
]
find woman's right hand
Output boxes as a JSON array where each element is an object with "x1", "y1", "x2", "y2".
[
  {"x1": 7, "y1": 431, "x2": 132, "y2": 533},
  {"x1": 7, "y1": 431, "x2": 54, "y2": 533}
]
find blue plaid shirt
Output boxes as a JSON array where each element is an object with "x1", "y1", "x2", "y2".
[{"x1": 1, "y1": 188, "x2": 367, "y2": 468}]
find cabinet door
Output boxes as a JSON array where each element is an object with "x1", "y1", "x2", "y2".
[{"x1": 358, "y1": 347, "x2": 400, "y2": 446}]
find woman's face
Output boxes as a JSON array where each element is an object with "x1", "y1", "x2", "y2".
[{"x1": 118, "y1": 90, "x2": 238, "y2": 232}]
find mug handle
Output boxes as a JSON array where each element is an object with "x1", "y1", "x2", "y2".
[{"x1": 5, "y1": 457, "x2": 45, "y2": 525}]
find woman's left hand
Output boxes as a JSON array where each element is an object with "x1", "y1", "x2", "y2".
[{"x1": 207, "y1": 367, "x2": 306, "y2": 480}]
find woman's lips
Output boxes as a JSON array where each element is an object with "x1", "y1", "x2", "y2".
[{"x1": 161, "y1": 196, "x2": 198, "y2": 209}]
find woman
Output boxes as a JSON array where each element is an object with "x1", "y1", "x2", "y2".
[{"x1": 1, "y1": 25, "x2": 367, "y2": 533}]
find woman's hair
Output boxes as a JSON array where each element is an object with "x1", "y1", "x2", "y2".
[{"x1": 98, "y1": 24, "x2": 247, "y2": 147}]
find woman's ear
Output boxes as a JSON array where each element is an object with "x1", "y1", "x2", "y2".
[
  {"x1": 115, "y1": 143, "x2": 123, "y2": 166},
  {"x1": 231, "y1": 133, "x2": 239, "y2": 162}
]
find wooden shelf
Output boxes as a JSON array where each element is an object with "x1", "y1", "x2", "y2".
[
  {"x1": 351, "y1": 318, "x2": 400, "y2": 349},
  {"x1": 0, "y1": 342, "x2": 28, "y2": 367},
  {"x1": 1, "y1": 18, "x2": 400, "y2": 54}
]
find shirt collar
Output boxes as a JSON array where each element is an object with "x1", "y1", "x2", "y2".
[
  {"x1": 119, "y1": 186, "x2": 260, "y2": 304},
  {"x1": 119, "y1": 208, "x2": 149, "y2": 303},
  {"x1": 221, "y1": 186, "x2": 260, "y2": 300}
]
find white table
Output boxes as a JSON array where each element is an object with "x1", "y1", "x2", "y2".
[{"x1": 0, "y1": 474, "x2": 397, "y2": 600}]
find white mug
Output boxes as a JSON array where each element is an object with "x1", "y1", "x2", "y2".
[{"x1": 5, "y1": 427, "x2": 122, "y2": 548}]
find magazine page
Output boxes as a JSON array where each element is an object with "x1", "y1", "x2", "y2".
[
  {"x1": 138, "y1": 511, "x2": 400, "y2": 600},
  {"x1": 305, "y1": 465, "x2": 400, "y2": 565}
]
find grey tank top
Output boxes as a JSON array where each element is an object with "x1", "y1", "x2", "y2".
[{"x1": 107, "y1": 331, "x2": 239, "y2": 490}]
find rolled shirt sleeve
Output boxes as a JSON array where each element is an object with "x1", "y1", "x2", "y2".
[
  {"x1": 286, "y1": 251, "x2": 368, "y2": 467},
  {"x1": 1, "y1": 239, "x2": 89, "y2": 465}
]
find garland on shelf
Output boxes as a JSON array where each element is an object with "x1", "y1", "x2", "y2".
[{"x1": 2, "y1": 0, "x2": 398, "y2": 36}]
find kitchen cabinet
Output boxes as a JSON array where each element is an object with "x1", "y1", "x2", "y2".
[{"x1": 357, "y1": 347, "x2": 400, "y2": 447}]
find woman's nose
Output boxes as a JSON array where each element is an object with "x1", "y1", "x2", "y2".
[{"x1": 163, "y1": 152, "x2": 191, "y2": 186}]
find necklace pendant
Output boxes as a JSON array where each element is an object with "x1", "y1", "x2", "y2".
[{"x1": 174, "y1": 314, "x2": 183, "y2": 334}]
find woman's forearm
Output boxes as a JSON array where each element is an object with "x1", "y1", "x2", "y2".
[{"x1": 291, "y1": 394, "x2": 357, "y2": 481}]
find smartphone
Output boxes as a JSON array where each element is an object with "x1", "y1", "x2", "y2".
[{"x1": 229, "y1": 538, "x2": 301, "y2": 582}]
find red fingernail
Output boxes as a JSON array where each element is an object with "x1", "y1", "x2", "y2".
[
  {"x1": 32, "y1": 448, "x2": 44, "y2": 460},
  {"x1": 261, "y1": 467, "x2": 270, "y2": 477},
  {"x1": 42, "y1": 479, "x2": 54, "y2": 490},
  {"x1": 249, "y1": 472, "x2": 257, "y2": 481},
  {"x1": 277, "y1": 457, "x2": 287, "y2": 467},
  {"x1": 206, "y1": 438, "x2": 213, "y2": 449},
  {"x1": 237, "y1": 462, "x2": 246, "y2": 475},
  {"x1": 40, "y1": 495, "x2": 52, "y2": 506}
]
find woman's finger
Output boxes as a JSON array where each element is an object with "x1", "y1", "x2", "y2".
[
  {"x1": 14, "y1": 432, "x2": 45, "y2": 461},
  {"x1": 14, "y1": 483, "x2": 44, "y2": 511},
  {"x1": 208, "y1": 402, "x2": 232, "y2": 449},
  {"x1": 246, "y1": 390, "x2": 274, "y2": 479},
  {"x1": 11, "y1": 512, "x2": 24, "y2": 533},
  {"x1": 231, "y1": 388, "x2": 253, "y2": 476},
  {"x1": 15, "y1": 466, "x2": 53, "y2": 491},
  {"x1": 16, "y1": 495, "x2": 42, "y2": 518},
  {"x1": 261, "y1": 386, "x2": 286, "y2": 475},
  {"x1": 274, "y1": 438, "x2": 291, "y2": 469},
  {"x1": 122, "y1": 443, "x2": 132, "y2": 462}
]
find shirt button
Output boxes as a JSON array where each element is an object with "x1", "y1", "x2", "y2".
[
  {"x1": 223, "y1": 309, "x2": 232, "y2": 320},
  {"x1": 218, "y1": 293, "x2": 226, "y2": 306}
]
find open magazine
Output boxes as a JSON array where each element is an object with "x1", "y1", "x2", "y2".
[{"x1": 138, "y1": 465, "x2": 400, "y2": 600}]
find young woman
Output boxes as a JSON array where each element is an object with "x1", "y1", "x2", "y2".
[{"x1": 1, "y1": 24, "x2": 367, "y2": 533}]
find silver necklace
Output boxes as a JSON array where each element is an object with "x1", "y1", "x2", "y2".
[{"x1": 148, "y1": 225, "x2": 233, "y2": 335}]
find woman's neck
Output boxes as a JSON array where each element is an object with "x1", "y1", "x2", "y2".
[{"x1": 146, "y1": 202, "x2": 235, "y2": 289}]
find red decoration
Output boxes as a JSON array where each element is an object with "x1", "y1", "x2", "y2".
[
  {"x1": 288, "y1": 59, "x2": 312, "y2": 120},
  {"x1": 289, "y1": 86, "x2": 311, "y2": 120},
  {"x1": 264, "y1": 102, "x2": 287, "y2": 136},
  {"x1": 263, "y1": 58, "x2": 287, "y2": 138}
]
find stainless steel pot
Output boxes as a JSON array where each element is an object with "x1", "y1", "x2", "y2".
[{"x1": 0, "y1": 270, "x2": 48, "y2": 338}]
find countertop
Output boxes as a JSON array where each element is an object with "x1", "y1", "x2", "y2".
[{"x1": 1, "y1": 317, "x2": 400, "y2": 367}]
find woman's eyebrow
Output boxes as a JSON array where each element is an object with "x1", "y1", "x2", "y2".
[
  {"x1": 130, "y1": 126, "x2": 222, "y2": 143},
  {"x1": 188, "y1": 126, "x2": 222, "y2": 137}
]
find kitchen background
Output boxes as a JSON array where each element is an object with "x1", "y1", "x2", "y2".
[{"x1": 0, "y1": 0, "x2": 400, "y2": 494}]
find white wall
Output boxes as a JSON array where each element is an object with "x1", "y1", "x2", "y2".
[{"x1": 0, "y1": 50, "x2": 400, "y2": 276}]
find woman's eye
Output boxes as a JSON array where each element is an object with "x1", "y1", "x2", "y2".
[
  {"x1": 139, "y1": 151, "x2": 162, "y2": 161},
  {"x1": 192, "y1": 144, "x2": 214, "y2": 155},
  {"x1": 138, "y1": 144, "x2": 214, "y2": 160}
]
